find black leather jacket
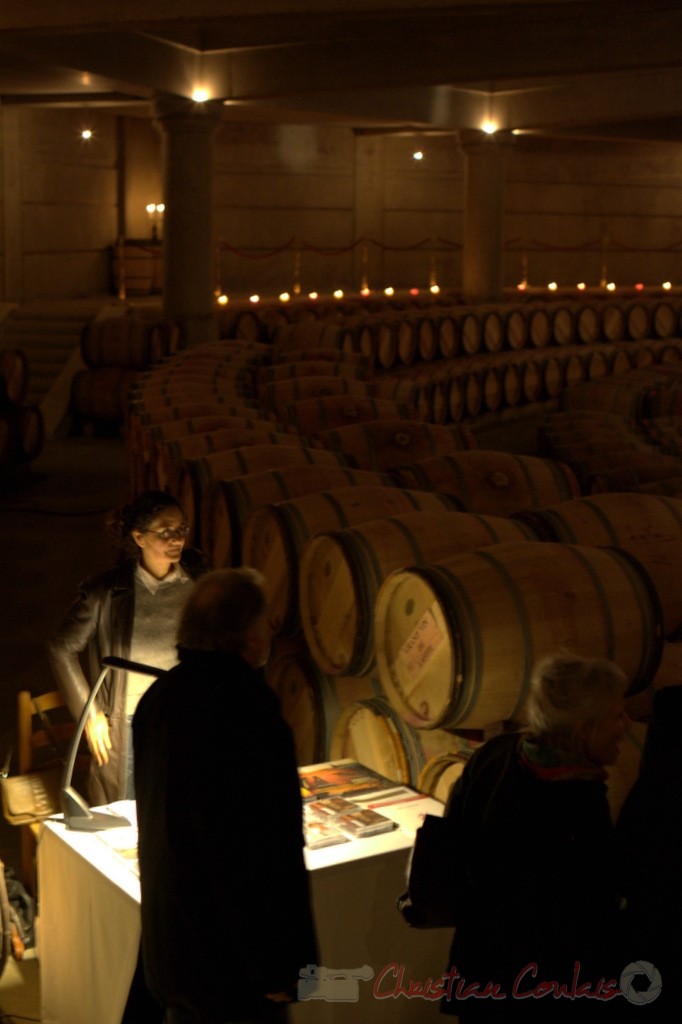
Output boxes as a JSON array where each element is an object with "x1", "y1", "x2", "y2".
[{"x1": 48, "y1": 548, "x2": 208, "y2": 805}]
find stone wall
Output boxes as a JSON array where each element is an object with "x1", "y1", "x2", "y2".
[{"x1": 1, "y1": 107, "x2": 682, "y2": 302}]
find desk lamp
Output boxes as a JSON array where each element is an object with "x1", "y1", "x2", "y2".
[{"x1": 60, "y1": 655, "x2": 162, "y2": 831}]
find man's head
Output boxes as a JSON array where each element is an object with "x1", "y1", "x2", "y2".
[{"x1": 177, "y1": 567, "x2": 272, "y2": 668}]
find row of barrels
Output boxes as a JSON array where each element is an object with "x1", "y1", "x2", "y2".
[
  {"x1": 263, "y1": 637, "x2": 649, "y2": 817},
  {"x1": 80, "y1": 313, "x2": 180, "y2": 371},
  {"x1": 0, "y1": 347, "x2": 44, "y2": 468},
  {"x1": 538, "y1": 408, "x2": 682, "y2": 495},
  {"x1": 271, "y1": 297, "x2": 682, "y2": 371},
  {"x1": 219, "y1": 295, "x2": 682, "y2": 371},
  {"x1": 258, "y1": 498, "x2": 671, "y2": 815},
  {"x1": 124, "y1": 339, "x2": 671, "y2": 778},
  {"x1": 124, "y1": 338, "x2": 674, "y2": 806},
  {"x1": 266, "y1": 327, "x2": 682, "y2": 427},
  {"x1": 69, "y1": 313, "x2": 182, "y2": 432}
]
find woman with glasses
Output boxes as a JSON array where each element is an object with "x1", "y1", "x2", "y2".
[{"x1": 48, "y1": 489, "x2": 209, "y2": 805}]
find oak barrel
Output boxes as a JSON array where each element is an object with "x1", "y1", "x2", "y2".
[
  {"x1": 314, "y1": 419, "x2": 476, "y2": 472},
  {"x1": 299, "y1": 510, "x2": 538, "y2": 677},
  {"x1": 374, "y1": 541, "x2": 663, "y2": 730},
  {"x1": 204, "y1": 465, "x2": 394, "y2": 569},
  {"x1": 242, "y1": 485, "x2": 463, "y2": 636},
  {"x1": 329, "y1": 696, "x2": 460, "y2": 788},
  {"x1": 175, "y1": 444, "x2": 353, "y2": 550},
  {"x1": 512, "y1": 492, "x2": 682, "y2": 637},
  {"x1": 389, "y1": 450, "x2": 581, "y2": 516}
]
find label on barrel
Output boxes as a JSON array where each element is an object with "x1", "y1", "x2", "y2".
[{"x1": 398, "y1": 607, "x2": 444, "y2": 682}]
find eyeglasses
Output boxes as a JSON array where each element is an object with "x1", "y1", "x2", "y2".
[{"x1": 144, "y1": 525, "x2": 190, "y2": 541}]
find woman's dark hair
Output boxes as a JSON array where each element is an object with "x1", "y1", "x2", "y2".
[{"x1": 106, "y1": 490, "x2": 184, "y2": 560}]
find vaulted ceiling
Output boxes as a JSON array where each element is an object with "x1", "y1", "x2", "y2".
[{"x1": 0, "y1": 1, "x2": 681, "y2": 144}]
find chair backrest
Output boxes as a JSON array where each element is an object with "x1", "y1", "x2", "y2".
[
  {"x1": 17, "y1": 690, "x2": 81, "y2": 776},
  {"x1": 12, "y1": 691, "x2": 88, "y2": 897}
]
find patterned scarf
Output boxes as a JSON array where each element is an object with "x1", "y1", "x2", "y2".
[{"x1": 519, "y1": 737, "x2": 607, "y2": 782}]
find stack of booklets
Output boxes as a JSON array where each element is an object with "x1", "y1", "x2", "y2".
[
  {"x1": 299, "y1": 760, "x2": 405, "y2": 848},
  {"x1": 299, "y1": 760, "x2": 404, "y2": 802}
]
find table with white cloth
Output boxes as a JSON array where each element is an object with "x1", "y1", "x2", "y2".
[{"x1": 37, "y1": 776, "x2": 454, "y2": 1024}]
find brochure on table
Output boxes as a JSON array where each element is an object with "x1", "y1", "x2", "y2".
[
  {"x1": 299, "y1": 760, "x2": 444, "y2": 870},
  {"x1": 51, "y1": 759, "x2": 444, "y2": 890}
]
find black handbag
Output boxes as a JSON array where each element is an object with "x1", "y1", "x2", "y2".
[{"x1": 397, "y1": 813, "x2": 459, "y2": 929}]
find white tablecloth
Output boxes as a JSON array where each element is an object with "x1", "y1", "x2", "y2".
[{"x1": 38, "y1": 786, "x2": 453, "y2": 1024}]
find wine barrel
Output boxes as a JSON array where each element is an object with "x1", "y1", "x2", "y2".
[
  {"x1": 513, "y1": 492, "x2": 682, "y2": 636},
  {"x1": 130, "y1": 369, "x2": 256, "y2": 402},
  {"x1": 416, "y1": 316, "x2": 438, "y2": 363},
  {"x1": 126, "y1": 402, "x2": 272, "y2": 485},
  {"x1": 0, "y1": 403, "x2": 44, "y2": 464},
  {"x1": 652, "y1": 300, "x2": 679, "y2": 340},
  {"x1": 132, "y1": 413, "x2": 283, "y2": 491},
  {"x1": 271, "y1": 347, "x2": 368, "y2": 368},
  {"x1": 505, "y1": 308, "x2": 529, "y2": 351},
  {"x1": 242, "y1": 485, "x2": 464, "y2": 636},
  {"x1": 204, "y1": 465, "x2": 395, "y2": 569},
  {"x1": 528, "y1": 306, "x2": 552, "y2": 348},
  {"x1": 626, "y1": 302, "x2": 652, "y2": 341},
  {"x1": 71, "y1": 367, "x2": 138, "y2": 423},
  {"x1": 374, "y1": 541, "x2": 663, "y2": 730},
  {"x1": 300, "y1": 509, "x2": 538, "y2": 677},
  {"x1": 551, "y1": 305, "x2": 576, "y2": 346},
  {"x1": 329, "y1": 696, "x2": 466, "y2": 788},
  {"x1": 601, "y1": 304, "x2": 627, "y2": 343},
  {"x1": 576, "y1": 304, "x2": 601, "y2": 344},
  {"x1": 266, "y1": 660, "x2": 384, "y2": 767},
  {"x1": 152, "y1": 426, "x2": 307, "y2": 492},
  {"x1": 417, "y1": 741, "x2": 482, "y2": 803},
  {"x1": 175, "y1": 444, "x2": 354, "y2": 550},
  {"x1": 261, "y1": 374, "x2": 374, "y2": 420},
  {"x1": 217, "y1": 307, "x2": 267, "y2": 342},
  {"x1": 281, "y1": 394, "x2": 419, "y2": 436},
  {"x1": 458, "y1": 311, "x2": 482, "y2": 355},
  {"x1": 372, "y1": 540, "x2": 659, "y2": 733},
  {"x1": 389, "y1": 450, "x2": 580, "y2": 517},
  {"x1": 314, "y1": 419, "x2": 477, "y2": 472},
  {"x1": 436, "y1": 314, "x2": 459, "y2": 359},
  {"x1": 81, "y1": 317, "x2": 156, "y2": 370},
  {"x1": 0, "y1": 348, "x2": 29, "y2": 406},
  {"x1": 256, "y1": 360, "x2": 370, "y2": 398},
  {"x1": 570, "y1": 450, "x2": 682, "y2": 495}
]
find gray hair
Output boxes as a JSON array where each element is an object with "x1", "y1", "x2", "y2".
[
  {"x1": 177, "y1": 567, "x2": 266, "y2": 655},
  {"x1": 523, "y1": 650, "x2": 628, "y2": 752}
]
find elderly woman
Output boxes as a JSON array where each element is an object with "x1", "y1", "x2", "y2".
[
  {"x1": 439, "y1": 650, "x2": 635, "y2": 1022},
  {"x1": 48, "y1": 489, "x2": 208, "y2": 805}
]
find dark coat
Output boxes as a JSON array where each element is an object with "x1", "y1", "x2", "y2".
[
  {"x1": 133, "y1": 647, "x2": 318, "y2": 1020},
  {"x1": 616, "y1": 687, "x2": 682, "y2": 1020},
  {"x1": 440, "y1": 733, "x2": 634, "y2": 1022},
  {"x1": 47, "y1": 548, "x2": 207, "y2": 804}
]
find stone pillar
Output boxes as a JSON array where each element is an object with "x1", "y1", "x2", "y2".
[
  {"x1": 153, "y1": 96, "x2": 224, "y2": 347},
  {"x1": 459, "y1": 129, "x2": 514, "y2": 304},
  {"x1": 354, "y1": 134, "x2": 385, "y2": 292}
]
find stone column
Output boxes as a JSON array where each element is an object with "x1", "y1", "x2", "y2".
[
  {"x1": 459, "y1": 129, "x2": 514, "y2": 304},
  {"x1": 354, "y1": 134, "x2": 385, "y2": 292},
  {"x1": 153, "y1": 96, "x2": 224, "y2": 347}
]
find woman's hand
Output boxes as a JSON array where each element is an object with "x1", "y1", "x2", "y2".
[{"x1": 85, "y1": 710, "x2": 112, "y2": 765}]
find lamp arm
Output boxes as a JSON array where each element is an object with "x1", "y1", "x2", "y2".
[{"x1": 60, "y1": 655, "x2": 162, "y2": 831}]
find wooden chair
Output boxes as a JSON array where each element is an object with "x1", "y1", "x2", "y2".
[{"x1": 15, "y1": 690, "x2": 87, "y2": 895}]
